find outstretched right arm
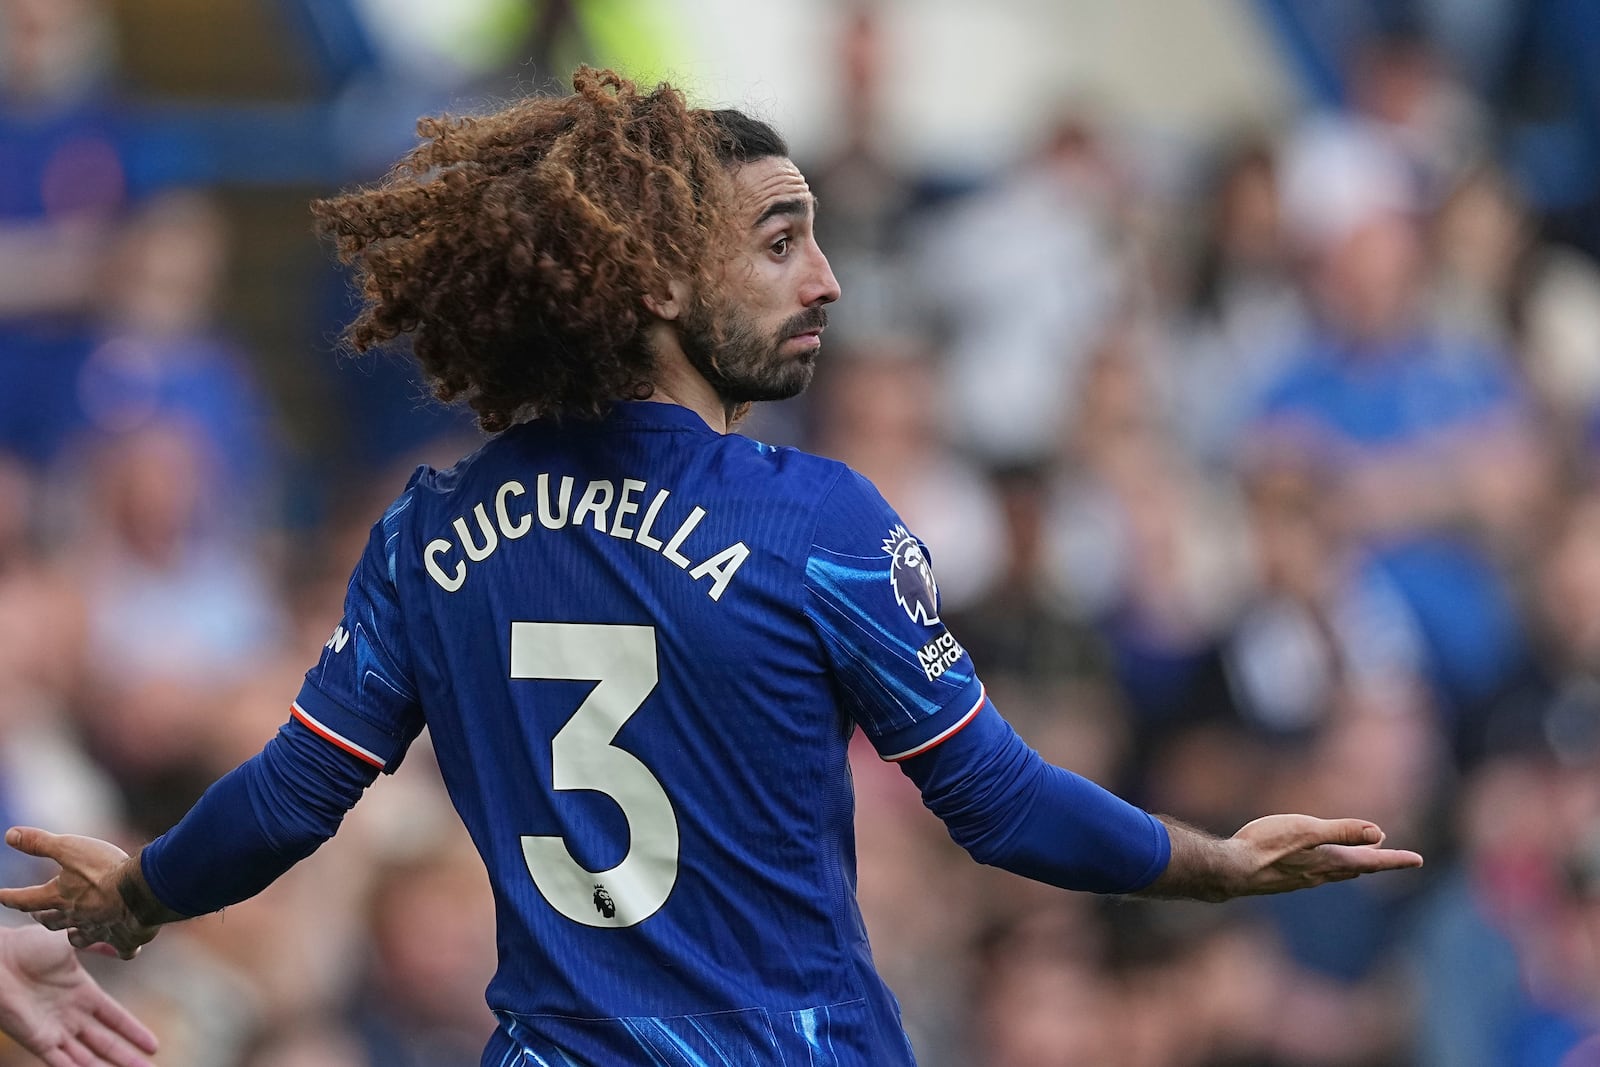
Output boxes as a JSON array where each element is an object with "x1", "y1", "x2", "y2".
[
  {"x1": 0, "y1": 710, "x2": 381, "y2": 957},
  {"x1": 0, "y1": 492, "x2": 428, "y2": 956}
]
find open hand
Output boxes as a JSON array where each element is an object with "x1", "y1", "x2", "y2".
[
  {"x1": 1148, "y1": 813, "x2": 1424, "y2": 902},
  {"x1": 0, "y1": 924, "x2": 158, "y2": 1066},
  {"x1": 0, "y1": 829, "x2": 158, "y2": 961},
  {"x1": 1230, "y1": 814, "x2": 1424, "y2": 894}
]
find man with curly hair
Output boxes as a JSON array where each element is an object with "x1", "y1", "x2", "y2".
[{"x1": 0, "y1": 69, "x2": 1421, "y2": 1065}]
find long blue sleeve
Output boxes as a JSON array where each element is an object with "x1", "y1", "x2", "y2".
[
  {"x1": 139, "y1": 715, "x2": 379, "y2": 917},
  {"x1": 898, "y1": 699, "x2": 1170, "y2": 894}
]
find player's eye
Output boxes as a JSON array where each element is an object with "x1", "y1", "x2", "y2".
[{"x1": 770, "y1": 235, "x2": 790, "y2": 257}]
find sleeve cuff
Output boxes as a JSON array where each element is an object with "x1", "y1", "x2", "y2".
[
  {"x1": 874, "y1": 678, "x2": 987, "y2": 762},
  {"x1": 1123, "y1": 812, "x2": 1172, "y2": 893},
  {"x1": 291, "y1": 681, "x2": 406, "y2": 773}
]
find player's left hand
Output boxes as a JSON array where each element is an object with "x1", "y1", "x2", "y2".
[
  {"x1": 1229, "y1": 814, "x2": 1425, "y2": 894},
  {"x1": 0, "y1": 828, "x2": 158, "y2": 961},
  {"x1": 0, "y1": 925, "x2": 159, "y2": 1066}
]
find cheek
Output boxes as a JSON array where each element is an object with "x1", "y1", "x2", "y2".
[{"x1": 737, "y1": 260, "x2": 788, "y2": 309}]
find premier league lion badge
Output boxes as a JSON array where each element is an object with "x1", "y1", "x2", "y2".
[{"x1": 882, "y1": 525, "x2": 940, "y2": 626}]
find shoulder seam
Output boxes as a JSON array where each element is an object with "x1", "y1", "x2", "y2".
[
  {"x1": 803, "y1": 462, "x2": 853, "y2": 561},
  {"x1": 797, "y1": 462, "x2": 854, "y2": 665}
]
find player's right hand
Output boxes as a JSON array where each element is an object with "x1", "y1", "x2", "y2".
[{"x1": 0, "y1": 828, "x2": 159, "y2": 961}]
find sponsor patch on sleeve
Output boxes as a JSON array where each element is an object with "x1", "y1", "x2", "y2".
[{"x1": 916, "y1": 630, "x2": 966, "y2": 681}]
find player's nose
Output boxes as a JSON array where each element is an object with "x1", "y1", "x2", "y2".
[{"x1": 804, "y1": 245, "x2": 841, "y2": 307}]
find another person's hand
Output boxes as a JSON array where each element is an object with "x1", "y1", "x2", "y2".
[
  {"x1": 0, "y1": 924, "x2": 158, "y2": 1066},
  {"x1": 0, "y1": 829, "x2": 159, "y2": 960}
]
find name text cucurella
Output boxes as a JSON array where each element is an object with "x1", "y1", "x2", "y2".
[{"x1": 424, "y1": 474, "x2": 750, "y2": 601}]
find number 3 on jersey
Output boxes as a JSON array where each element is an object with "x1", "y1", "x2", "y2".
[{"x1": 510, "y1": 622, "x2": 679, "y2": 928}]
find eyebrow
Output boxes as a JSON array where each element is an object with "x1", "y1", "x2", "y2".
[{"x1": 753, "y1": 196, "x2": 816, "y2": 228}]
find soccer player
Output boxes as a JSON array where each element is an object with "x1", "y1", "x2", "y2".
[
  {"x1": 0, "y1": 924, "x2": 157, "y2": 1066},
  {"x1": 0, "y1": 68, "x2": 1422, "y2": 1065}
]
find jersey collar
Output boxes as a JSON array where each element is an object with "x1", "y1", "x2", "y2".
[{"x1": 609, "y1": 400, "x2": 721, "y2": 434}]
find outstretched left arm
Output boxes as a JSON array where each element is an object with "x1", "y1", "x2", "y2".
[
  {"x1": 1141, "y1": 813, "x2": 1424, "y2": 901},
  {"x1": 901, "y1": 699, "x2": 1423, "y2": 901}
]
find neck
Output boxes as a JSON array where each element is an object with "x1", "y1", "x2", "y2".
[{"x1": 645, "y1": 322, "x2": 732, "y2": 433}]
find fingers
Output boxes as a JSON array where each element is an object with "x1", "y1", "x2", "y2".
[
  {"x1": 66, "y1": 927, "x2": 104, "y2": 951},
  {"x1": 1297, "y1": 820, "x2": 1423, "y2": 876},
  {"x1": 66, "y1": 927, "x2": 142, "y2": 961},
  {"x1": 5, "y1": 828, "x2": 128, "y2": 872},
  {"x1": 1322, "y1": 843, "x2": 1425, "y2": 872},
  {"x1": 0, "y1": 882, "x2": 65, "y2": 913},
  {"x1": 1236, "y1": 814, "x2": 1425, "y2": 896},
  {"x1": 63, "y1": 1040, "x2": 104, "y2": 1067},
  {"x1": 1310, "y1": 818, "x2": 1386, "y2": 847},
  {"x1": 93, "y1": 997, "x2": 160, "y2": 1056},
  {"x1": 4, "y1": 826, "x2": 64, "y2": 860},
  {"x1": 79, "y1": 1020, "x2": 159, "y2": 1067},
  {"x1": 1250, "y1": 815, "x2": 1419, "y2": 860}
]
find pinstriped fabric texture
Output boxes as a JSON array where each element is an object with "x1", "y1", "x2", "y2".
[
  {"x1": 296, "y1": 403, "x2": 966, "y2": 1065},
  {"x1": 486, "y1": 999, "x2": 870, "y2": 1066}
]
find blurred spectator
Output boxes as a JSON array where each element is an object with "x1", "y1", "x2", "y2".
[
  {"x1": 1477, "y1": 488, "x2": 1600, "y2": 767},
  {"x1": 1413, "y1": 753, "x2": 1600, "y2": 1067},
  {"x1": 1430, "y1": 163, "x2": 1530, "y2": 351},
  {"x1": 240, "y1": 1020, "x2": 369, "y2": 1067},
  {"x1": 970, "y1": 914, "x2": 1122, "y2": 1067},
  {"x1": 1251, "y1": 117, "x2": 1553, "y2": 750},
  {"x1": 942, "y1": 461, "x2": 1110, "y2": 694},
  {"x1": 1430, "y1": 164, "x2": 1600, "y2": 477},
  {"x1": 352, "y1": 835, "x2": 498, "y2": 1067},
  {"x1": 806, "y1": 2, "x2": 922, "y2": 342},
  {"x1": 0, "y1": 0, "x2": 125, "y2": 466},
  {"x1": 1260, "y1": 0, "x2": 1600, "y2": 255},
  {"x1": 911, "y1": 108, "x2": 1127, "y2": 466},
  {"x1": 810, "y1": 339, "x2": 1006, "y2": 614},
  {"x1": 74, "y1": 190, "x2": 279, "y2": 524},
  {"x1": 0, "y1": 451, "x2": 120, "y2": 887},
  {"x1": 1222, "y1": 460, "x2": 1427, "y2": 740},
  {"x1": 1343, "y1": 27, "x2": 1485, "y2": 205},
  {"x1": 1129, "y1": 455, "x2": 1431, "y2": 838},
  {"x1": 64, "y1": 424, "x2": 284, "y2": 833},
  {"x1": 1048, "y1": 321, "x2": 1251, "y2": 739},
  {"x1": 1244, "y1": 679, "x2": 1440, "y2": 1065},
  {"x1": 1167, "y1": 136, "x2": 1309, "y2": 465}
]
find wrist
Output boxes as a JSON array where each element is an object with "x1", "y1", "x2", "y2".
[
  {"x1": 1141, "y1": 815, "x2": 1242, "y2": 903},
  {"x1": 116, "y1": 850, "x2": 186, "y2": 927}
]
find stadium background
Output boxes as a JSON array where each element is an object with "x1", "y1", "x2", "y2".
[{"x1": 3, "y1": 0, "x2": 1600, "y2": 1063}]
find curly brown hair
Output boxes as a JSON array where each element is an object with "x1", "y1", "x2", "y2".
[{"x1": 311, "y1": 67, "x2": 782, "y2": 431}]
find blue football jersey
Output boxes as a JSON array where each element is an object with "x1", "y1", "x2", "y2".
[{"x1": 294, "y1": 400, "x2": 986, "y2": 1066}]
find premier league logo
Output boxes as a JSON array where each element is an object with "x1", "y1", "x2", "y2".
[
  {"x1": 593, "y1": 884, "x2": 616, "y2": 919},
  {"x1": 882, "y1": 525, "x2": 940, "y2": 626}
]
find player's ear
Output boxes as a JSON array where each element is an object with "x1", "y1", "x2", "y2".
[{"x1": 643, "y1": 278, "x2": 691, "y2": 322}]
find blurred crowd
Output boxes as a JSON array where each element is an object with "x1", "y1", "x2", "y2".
[{"x1": 3, "y1": 1, "x2": 1600, "y2": 1065}]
